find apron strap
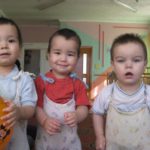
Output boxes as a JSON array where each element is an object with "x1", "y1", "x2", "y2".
[{"x1": 12, "y1": 70, "x2": 23, "y2": 105}]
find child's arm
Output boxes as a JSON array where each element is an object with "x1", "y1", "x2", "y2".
[
  {"x1": 36, "y1": 106, "x2": 61, "y2": 135},
  {"x1": 64, "y1": 105, "x2": 88, "y2": 127},
  {"x1": 93, "y1": 114, "x2": 106, "y2": 150},
  {"x1": 1, "y1": 100, "x2": 35, "y2": 129}
]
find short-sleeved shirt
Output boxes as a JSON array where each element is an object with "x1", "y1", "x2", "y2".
[
  {"x1": 0, "y1": 65, "x2": 37, "y2": 106},
  {"x1": 92, "y1": 82, "x2": 150, "y2": 115},
  {"x1": 35, "y1": 71, "x2": 90, "y2": 108}
]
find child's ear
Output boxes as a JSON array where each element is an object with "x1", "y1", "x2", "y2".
[
  {"x1": 111, "y1": 60, "x2": 113, "y2": 65},
  {"x1": 144, "y1": 60, "x2": 147, "y2": 69},
  {"x1": 111, "y1": 60, "x2": 114, "y2": 69}
]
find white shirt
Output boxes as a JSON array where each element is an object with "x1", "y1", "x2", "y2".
[
  {"x1": 92, "y1": 82, "x2": 150, "y2": 115},
  {"x1": 0, "y1": 65, "x2": 37, "y2": 106}
]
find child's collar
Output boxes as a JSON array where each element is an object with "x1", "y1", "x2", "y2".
[
  {"x1": 39, "y1": 72, "x2": 77, "y2": 84},
  {"x1": 12, "y1": 70, "x2": 23, "y2": 80}
]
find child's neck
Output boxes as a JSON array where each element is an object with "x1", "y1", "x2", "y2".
[
  {"x1": 116, "y1": 80, "x2": 142, "y2": 95},
  {"x1": 0, "y1": 65, "x2": 14, "y2": 76}
]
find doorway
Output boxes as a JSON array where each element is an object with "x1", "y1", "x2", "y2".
[
  {"x1": 75, "y1": 47, "x2": 94, "y2": 150},
  {"x1": 24, "y1": 49, "x2": 40, "y2": 75},
  {"x1": 74, "y1": 47, "x2": 92, "y2": 90}
]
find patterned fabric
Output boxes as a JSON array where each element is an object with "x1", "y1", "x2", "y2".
[
  {"x1": 106, "y1": 86, "x2": 150, "y2": 150},
  {"x1": 35, "y1": 94, "x2": 81, "y2": 150},
  {"x1": 106, "y1": 104, "x2": 150, "y2": 150}
]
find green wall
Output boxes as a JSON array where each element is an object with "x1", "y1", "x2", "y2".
[
  {"x1": 60, "y1": 22, "x2": 111, "y2": 82},
  {"x1": 60, "y1": 22, "x2": 150, "y2": 82}
]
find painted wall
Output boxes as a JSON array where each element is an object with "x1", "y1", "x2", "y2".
[
  {"x1": 18, "y1": 24, "x2": 59, "y2": 74},
  {"x1": 61, "y1": 22, "x2": 150, "y2": 81},
  {"x1": 20, "y1": 24, "x2": 58, "y2": 43},
  {"x1": 18, "y1": 21, "x2": 150, "y2": 98}
]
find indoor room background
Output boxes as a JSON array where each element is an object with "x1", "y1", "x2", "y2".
[{"x1": 1, "y1": 0, "x2": 150, "y2": 149}]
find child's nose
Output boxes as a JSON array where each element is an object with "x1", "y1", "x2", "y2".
[
  {"x1": 0, "y1": 41, "x2": 8, "y2": 49},
  {"x1": 60, "y1": 54, "x2": 67, "y2": 61},
  {"x1": 125, "y1": 61, "x2": 132, "y2": 68}
]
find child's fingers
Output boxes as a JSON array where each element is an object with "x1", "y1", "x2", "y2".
[
  {"x1": 2, "y1": 101, "x2": 16, "y2": 113},
  {"x1": 50, "y1": 122, "x2": 60, "y2": 130},
  {"x1": 1, "y1": 113, "x2": 16, "y2": 129},
  {"x1": 64, "y1": 112, "x2": 74, "y2": 120},
  {"x1": 3, "y1": 99, "x2": 13, "y2": 106},
  {"x1": 5, "y1": 120, "x2": 15, "y2": 129},
  {"x1": 48, "y1": 124, "x2": 60, "y2": 133},
  {"x1": 1, "y1": 108, "x2": 17, "y2": 120},
  {"x1": 64, "y1": 112, "x2": 77, "y2": 127},
  {"x1": 46, "y1": 124, "x2": 61, "y2": 135},
  {"x1": 44, "y1": 118, "x2": 61, "y2": 135},
  {"x1": 3, "y1": 115, "x2": 16, "y2": 126},
  {"x1": 1, "y1": 101, "x2": 18, "y2": 128},
  {"x1": 65, "y1": 119, "x2": 76, "y2": 127},
  {"x1": 96, "y1": 145, "x2": 105, "y2": 150},
  {"x1": 96, "y1": 139, "x2": 106, "y2": 150},
  {"x1": 100, "y1": 145, "x2": 105, "y2": 150}
]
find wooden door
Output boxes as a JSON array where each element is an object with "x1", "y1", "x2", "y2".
[{"x1": 74, "y1": 47, "x2": 92, "y2": 90}]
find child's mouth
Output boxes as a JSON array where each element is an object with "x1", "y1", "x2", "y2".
[
  {"x1": 0, "y1": 53, "x2": 9, "y2": 56},
  {"x1": 125, "y1": 72, "x2": 133, "y2": 77}
]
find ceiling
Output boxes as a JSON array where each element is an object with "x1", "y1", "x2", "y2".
[{"x1": 0, "y1": 0, "x2": 150, "y2": 24}]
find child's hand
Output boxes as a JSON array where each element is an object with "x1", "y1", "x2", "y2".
[
  {"x1": 43, "y1": 117, "x2": 61, "y2": 135},
  {"x1": 95, "y1": 135, "x2": 106, "y2": 150},
  {"x1": 64, "y1": 111, "x2": 78, "y2": 128},
  {"x1": 1, "y1": 100, "x2": 19, "y2": 129}
]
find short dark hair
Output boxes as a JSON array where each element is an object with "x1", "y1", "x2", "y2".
[
  {"x1": 47, "y1": 28, "x2": 81, "y2": 57},
  {"x1": 0, "y1": 17, "x2": 22, "y2": 48},
  {"x1": 110, "y1": 33, "x2": 147, "y2": 62}
]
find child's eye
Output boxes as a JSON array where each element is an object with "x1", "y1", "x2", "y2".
[
  {"x1": 68, "y1": 53, "x2": 74, "y2": 56},
  {"x1": 54, "y1": 52, "x2": 61, "y2": 55},
  {"x1": 8, "y1": 39, "x2": 17, "y2": 43},
  {"x1": 117, "y1": 59, "x2": 125, "y2": 63},
  {"x1": 67, "y1": 51, "x2": 77, "y2": 57},
  {"x1": 134, "y1": 59, "x2": 141, "y2": 62}
]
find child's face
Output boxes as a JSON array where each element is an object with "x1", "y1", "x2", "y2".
[
  {"x1": 47, "y1": 35, "x2": 78, "y2": 78},
  {"x1": 0, "y1": 24, "x2": 20, "y2": 68},
  {"x1": 111, "y1": 42, "x2": 147, "y2": 87}
]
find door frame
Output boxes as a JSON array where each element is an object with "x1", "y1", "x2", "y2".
[{"x1": 75, "y1": 46, "x2": 92, "y2": 90}]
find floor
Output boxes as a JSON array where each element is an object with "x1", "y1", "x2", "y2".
[{"x1": 78, "y1": 113, "x2": 96, "y2": 150}]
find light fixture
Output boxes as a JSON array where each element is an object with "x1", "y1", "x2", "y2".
[
  {"x1": 36, "y1": 0, "x2": 65, "y2": 10},
  {"x1": 113, "y1": 0, "x2": 137, "y2": 12}
]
